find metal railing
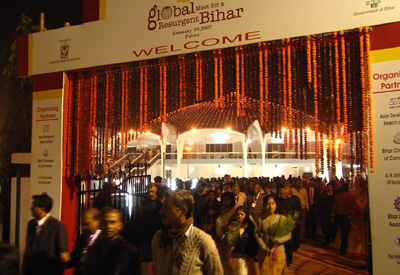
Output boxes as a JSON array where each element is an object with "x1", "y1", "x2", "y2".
[
  {"x1": 165, "y1": 151, "x2": 316, "y2": 160},
  {"x1": 76, "y1": 172, "x2": 151, "y2": 235}
]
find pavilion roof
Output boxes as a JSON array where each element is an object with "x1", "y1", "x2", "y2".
[{"x1": 147, "y1": 92, "x2": 316, "y2": 135}]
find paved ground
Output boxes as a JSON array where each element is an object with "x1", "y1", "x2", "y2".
[{"x1": 287, "y1": 190, "x2": 370, "y2": 275}]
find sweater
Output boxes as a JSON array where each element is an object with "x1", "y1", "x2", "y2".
[{"x1": 152, "y1": 225, "x2": 223, "y2": 275}]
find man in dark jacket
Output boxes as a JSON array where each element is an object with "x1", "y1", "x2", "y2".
[
  {"x1": 306, "y1": 178, "x2": 320, "y2": 238},
  {"x1": 138, "y1": 183, "x2": 162, "y2": 274},
  {"x1": 277, "y1": 187, "x2": 301, "y2": 266},
  {"x1": 320, "y1": 182, "x2": 337, "y2": 245},
  {"x1": 84, "y1": 207, "x2": 138, "y2": 274},
  {"x1": 68, "y1": 208, "x2": 101, "y2": 275},
  {"x1": 23, "y1": 193, "x2": 69, "y2": 275}
]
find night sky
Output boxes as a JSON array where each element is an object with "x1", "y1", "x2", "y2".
[{"x1": 0, "y1": 0, "x2": 83, "y2": 129}]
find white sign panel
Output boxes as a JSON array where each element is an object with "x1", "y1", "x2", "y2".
[
  {"x1": 29, "y1": 0, "x2": 400, "y2": 75},
  {"x1": 370, "y1": 49, "x2": 400, "y2": 274},
  {"x1": 30, "y1": 89, "x2": 64, "y2": 219}
]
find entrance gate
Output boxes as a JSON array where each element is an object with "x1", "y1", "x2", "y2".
[{"x1": 76, "y1": 172, "x2": 151, "y2": 235}]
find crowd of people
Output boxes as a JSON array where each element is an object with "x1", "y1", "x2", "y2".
[{"x1": 18, "y1": 173, "x2": 365, "y2": 275}]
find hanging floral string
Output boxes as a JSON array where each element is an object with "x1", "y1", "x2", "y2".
[
  {"x1": 199, "y1": 56, "x2": 203, "y2": 101},
  {"x1": 144, "y1": 64, "x2": 148, "y2": 129},
  {"x1": 365, "y1": 26, "x2": 374, "y2": 172},
  {"x1": 214, "y1": 50, "x2": 219, "y2": 108},
  {"x1": 359, "y1": 27, "x2": 368, "y2": 169},
  {"x1": 258, "y1": 43, "x2": 264, "y2": 125},
  {"x1": 334, "y1": 31, "x2": 341, "y2": 141},
  {"x1": 219, "y1": 49, "x2": 224, "y2": 107},
  {"x1": 307, "y1": 35, "x2": 312, "y2": 83},
  {"x1": 181, "y1": 56, "x2": 185, "y2": 112},
  {"x1": 340, "y1": 30, "x2": 348, "y2": 143},
  {"x1": 235, "y1": 47, "x2": 240, "y2": 116},
  {"x1": 312, "y1": 39, "x2": 319, "y2": 174},
  {"x1": 179, "y1": 56, "x2": 184, "y2": 109},
  {"x1": 195, "y1": 52, "x2": 200, "y2": 102},
  {"x1": 287, "y1": 38, "x2": 293, "y2": 150},
  {"x1": 92, "y1": 74, "x2": 98, "y2": 172},
  {"x1": 104, "y1": 72, "x2": 110, "y2": 172},
  {"x1": 282, "y1": 40, "x2": 288, "y2": 148},
  {"x1": 264, "y1": 45, "x2": 269, "y2": 127},
  {"x1": 239, "y1": 47, "x2": 245, "y2": 116}
]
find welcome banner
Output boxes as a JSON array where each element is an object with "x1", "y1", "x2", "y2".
[{"x1": 24, "y1": 0, "x2": 400, "y2": 76}]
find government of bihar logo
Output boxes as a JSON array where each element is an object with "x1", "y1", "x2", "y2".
[
  {"x1": 60, "y1": 42, "x2": 69, "y2": 59},
  {"x1": 366, "y1": 0, "x2": 381, "y2": 8},
  {"x1": 394, "y1": 197, "x2": 400, "y2": 211}
]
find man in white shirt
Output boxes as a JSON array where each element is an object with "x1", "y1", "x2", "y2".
[{"x1": 233, "y1": 184, "x2": 247, "y2": 208}]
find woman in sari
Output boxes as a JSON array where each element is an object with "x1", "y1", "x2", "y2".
[{"x1": 255, "y1": 195, "x2": 291, "y2": 275}]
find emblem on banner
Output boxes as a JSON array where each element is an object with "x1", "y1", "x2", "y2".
[
  {"x1": 366, "y1": 0, "x2": 381, "y2": 8},
  {"x1": 395, "y1": 235, "x2": 400, "y2": 247},
  {"x1": 394, "y1": 197, "x2": 400, "y2": 211},
  {"x1": 60, "y1": 42, "x2": 70, "y2": 59},
  {"x1": 43, "y1": 148, "x2": 49, "y2": 157},
  {"x1": 394, "y1": 132, "x2": 400, "y2": 144},
  {"x1": 161, "y1": 6, "x2": 173, "y2": 20}
]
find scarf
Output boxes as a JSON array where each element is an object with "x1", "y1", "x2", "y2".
[{"x1": 160, "y1": 217, "x2": 194, "y2": 249}]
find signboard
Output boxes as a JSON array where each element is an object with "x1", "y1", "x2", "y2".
[
  {"x1": 30, "y1": 89, "x2": 64, "y2": 219},
  {"x1": 26, "y1": 0, "x2": 400, "y2": 75},
  {"x1": 369, "y1": 47, "x2": 400, "y2": 274}
]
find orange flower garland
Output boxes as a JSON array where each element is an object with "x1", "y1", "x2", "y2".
[
  {"x1": 219, "y1": 49, "x2": 223, "y2": 107},
  {"x1": 195, "y1": 53, "x2": 200, "y2": 102},
  {"x1": 312, "y1": 39, "x2": 319, "y2": 174},
  {"x1": 199, "y1": 57, "x2": 203, "y2": 101},
  {"x1": 307, "y1": 35, "x2": 312, "y2": 83},
  {"x1": 214, "y1": 50, "x2": 219, "y2": 108},
  {"x1": 264, "y1": 46, "x2": 269, "y2": 126},
  {"x1": 334, "y1": 31, "x2": 341, "y2": 140},
  {"x1": 282, "y1": 40, "x2": 288, "y2": 148},
  {"x1": 258, "y1": 43, "x2": 264, "y2": 125},
  {"x1": 92, "y1": 75, "x2": 98, "y2": 172},
  {"x1": 144, "y1": 65, "x2": 148, "y2": 130},
  {"x1": 140, "y1": 63, "x2": 144, "y2": 132},
  {"x1": 163, "y1": 62, "x2": 167, "y2": 120},
  {"x1": 179, "y1": 56, "x2": 183, "y2": 109},
  {"x1": 240, "y1": 47, "x2": 245, "y2": 116},
  {"x1": 359, "y1": 27, "x2": 368, "y2": 168},
  {"x1": 76, "y1": 75, "x2": 82, "y2": 174},
  {"x1": 340, "y1": 30, "x2": 348, "y2": 143},
  {"x1": 365, "y1": 26, "x2": 374, "y2": 171},
  {"x1": 235, "y1": 47, "x2": 240, "y2": 116},
  {"x1": 104, "y1": 72, "x2": 109, "y2": 172},
  {"x1": 121, "y1": 70, "x2": 125, "y2": 151},
  {"x1": 287, "y1": 38, "x2": 293, "y2": 150}
]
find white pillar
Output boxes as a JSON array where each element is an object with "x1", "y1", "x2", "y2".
[
  {"x1": 335, "y1": 160, "x2": 343, "y2": 180},
  {"x1": 176, "y1": 137, "x2": 184, "y2": 179},
  {"x1": 160, "y1": 138, "x2": 166, "y2": 178},
  {"x1": 321, "y1": 141, "x2": 330, "y2": 181},
  {"x1": 242, "y1": 136, "x2": 248, "y2": 177},
  {"x1": 261, "y1": 135, "x2": 267, "y2": 176}
]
